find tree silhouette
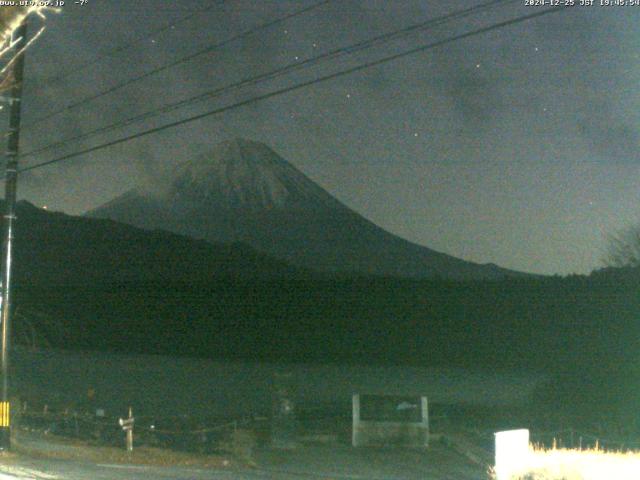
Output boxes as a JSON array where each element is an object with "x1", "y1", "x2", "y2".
[{"x1": 606, "y1": 225, "x2": 640, "y2": 268}]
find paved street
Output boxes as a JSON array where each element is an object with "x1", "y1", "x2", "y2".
[
  {"x1": 0, "y1": 461, "x2": 310, "y2": 480},
  {"x1": 0, "y1": 442, "x2": 488, "y2": 480}
]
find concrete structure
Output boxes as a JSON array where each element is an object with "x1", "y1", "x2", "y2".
[{"x1": 352, "y1": 394, "x2": 429, "y2": 447}]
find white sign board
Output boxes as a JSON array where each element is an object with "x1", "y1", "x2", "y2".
[{"x1": 494, "y1": 429, "x2": 530, "y2": 480}]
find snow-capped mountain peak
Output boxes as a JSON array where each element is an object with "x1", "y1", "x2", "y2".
[{"x1": 168, "y1": 138, "x2": 337, "y2": 211}]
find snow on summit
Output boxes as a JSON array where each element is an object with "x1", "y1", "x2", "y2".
[{"x1": 170, "y1": 138, "x2": 338, "y2": 211}]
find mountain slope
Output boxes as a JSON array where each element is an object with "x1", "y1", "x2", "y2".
[
  {"x1": 7, "y1": 200, "x2": 298, "y2": 287},
  {"x1": 88, "y1": 138, "x2": 525, "y2": 280}
]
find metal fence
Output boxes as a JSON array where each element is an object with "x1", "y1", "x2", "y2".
[{"x1": 16, "y1": 404, "x2": 262, "y2": 454}]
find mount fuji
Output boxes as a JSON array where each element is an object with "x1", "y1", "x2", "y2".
[{"x1": 88, "y1": 138, "x2": 523, "y2": 279}]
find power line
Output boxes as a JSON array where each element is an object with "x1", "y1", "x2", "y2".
[
  {"x1": 21, "y1": 0, "x2": 513, "y2": 158},
  {"x1": 27, "y1": 1, "x2": 223, "y2": 91},
  {"x1": 20, "y1": 0, "x2": 517, "y2": 160},
  {"x1": 19, "y1": 0, "x2": 331, "y2": 132},
  {"x1": 18, "y1": 6, "x2": 570, "y2": 175}
]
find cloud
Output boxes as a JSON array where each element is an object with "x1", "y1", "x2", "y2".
[
  {"x1": 577, "y1": 102, "x2": 640, "y2": 164},
  {"x1": 444, "y1": 69, "x2": 502, "y2": 124}
]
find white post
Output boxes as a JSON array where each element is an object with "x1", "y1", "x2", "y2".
[
  {"x1": 352, "y1": 394, "x2": 360, "y2": 447},
  {"x1": 126, "y1": 407, "x2": 133, "y2": 453},
  {"x1": 119, "y1": 407, "x2": 134, "y2": 453},
  {"x1": 421, "y1": 396, "x2": 429, "y2": 447}
]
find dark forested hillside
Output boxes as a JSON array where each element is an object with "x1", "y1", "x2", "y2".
[
  {"x1": 8, "y1": 200, "x2": 300, "y2": 288},
  {"x1": 5, "y1": 199, "x2": 640, "y2": 420},
  {"x1": 19, "y1": 272, "x2": 639, "y2": 374}
]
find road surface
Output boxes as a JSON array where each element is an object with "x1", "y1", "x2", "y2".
[{"x1": 0, "y1": 443, "x2": 488, "y2": 479}]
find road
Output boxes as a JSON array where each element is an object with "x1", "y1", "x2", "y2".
[
  {"x1": 0, "y1": 461, "x2": 318, "y2": 480},
  {"x1": 0, "y1": 443, "x2": 488, "y2": 480}
]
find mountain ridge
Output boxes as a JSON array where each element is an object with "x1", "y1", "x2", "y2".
[
  {"x1": 8, "y1": 199, "x2": 301, "y2": 288},
  {"x1": 88, "y1": 138, "x2": 529, "y2": 280}
]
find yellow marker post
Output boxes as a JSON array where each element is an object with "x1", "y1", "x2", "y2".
[{"x1": 0, "y1": 401, "x2": 9, "y2": 427}]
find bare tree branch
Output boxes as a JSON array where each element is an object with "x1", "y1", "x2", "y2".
[{"x1": 605, "y1": 225, "x2": 640, "y2": 268}]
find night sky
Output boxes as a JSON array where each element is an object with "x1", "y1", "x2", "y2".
[{"x1": 9, "y1": 0, "x2": 640, "y2": 275}]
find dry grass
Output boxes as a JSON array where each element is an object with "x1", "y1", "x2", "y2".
[
  {"x1": 493, "y1": 445, "x2": 640, "y2": 480},
  {"x1": 0, "y1": 5, "x2": 51, "y2": 44},
  {"x1": 0, "y1": 5, "x2": 58, "y2": 88}
]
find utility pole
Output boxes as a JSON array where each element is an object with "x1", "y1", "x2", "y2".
[{"x1": 0, "y1": 21, "x2": 28, "y2": 451}]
